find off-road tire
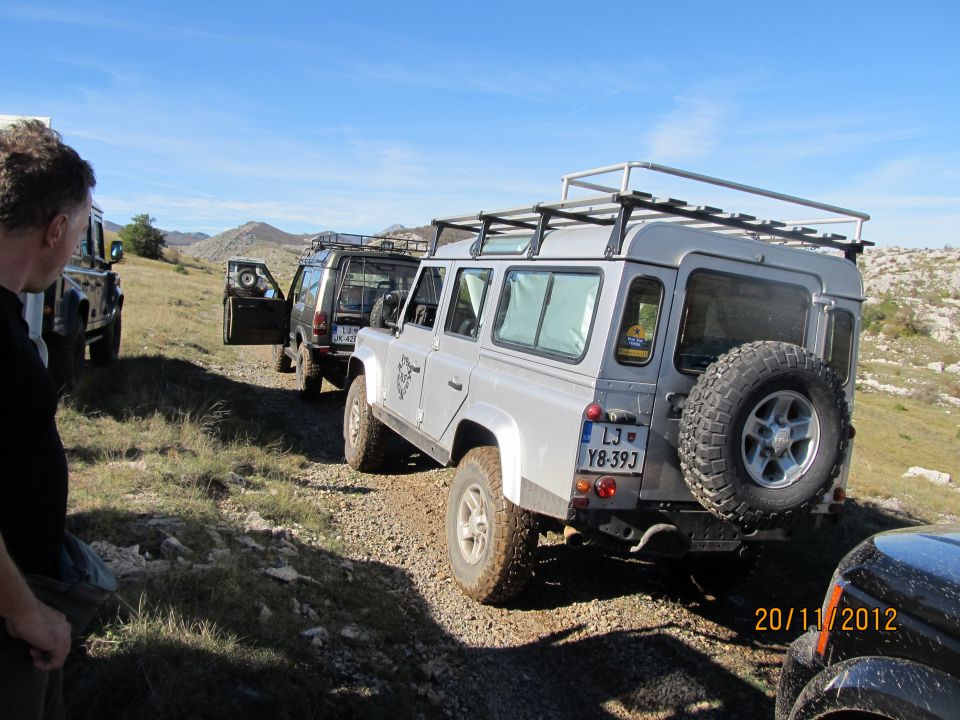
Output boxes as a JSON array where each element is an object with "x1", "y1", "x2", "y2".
[
  {"x1": 47, "y1": 315, "x2": 86, "y2": 394},
  {"x1": 446, "y1": 447, "x2": 538, "y2": 604},
  {"x1": 295, "y1": 343, "x2": 323, "y2": 400},
  {"x1": 237, "y1": 267, "x2": 258, "y2": 290},
  {"x1": 343, "y1": 375, "x2": 386, "y2": 471},
  {"x1": 679, "y1": 341, "x2": 849, "y2": 530},
  {"x1": 272, "y1": 344, "x2": 293, "y2": 373},
  {"x1": 90, "y1": 311, "x2": 121, "y2": 365}
]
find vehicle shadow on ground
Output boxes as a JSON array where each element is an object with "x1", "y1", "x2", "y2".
[
  {"x1": 63, "y1": 507, "x2": 774, "y2": 720},
  {"x1": 71, "y1": 355, "x2": 347, "y2": 464}
]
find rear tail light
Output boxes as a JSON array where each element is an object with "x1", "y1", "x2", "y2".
[
  {"x1": 594, "y1": 476, "x2": 617, "y2": 498},
  {"x1": 833, "y1": 487, "x2": 846, "y2": 502},
  {"x1": 585, "y1": 403, "x2": 603, "y2": 421},
  {"x1": 816, "y1": 581, "x2": 846, "y2": 656},
  {"x1": 575, "y1": 478, "x2": 591, "y2": 495},
  {"x1": 848, "y1": 424, "x2": 857, "y2": 439},
  {"x1": 313, "y1": 311, "x2": 328, "y2": 335}
]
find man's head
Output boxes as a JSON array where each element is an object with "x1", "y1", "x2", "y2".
[{"x1": 0, "y1": 120, "x2": 96, "y2": 292}]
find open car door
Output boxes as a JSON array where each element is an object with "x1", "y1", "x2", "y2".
[{"x1": 222, "y1": 258, "x2": 287, "y2": 345}]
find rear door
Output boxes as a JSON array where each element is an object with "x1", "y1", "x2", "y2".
[
  {"x1": 642, "y1": 255, "x2": 820, "y2": 500},
  {"x1": 223, "y1": 261, "x2": 287, "y2": 345}
]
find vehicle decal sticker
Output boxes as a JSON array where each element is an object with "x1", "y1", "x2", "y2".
[
  {"x1": 397, "y1": 355, "x2": 413, "y2": 400},
  {"x1": 618, "y1": 324, "x2": 651, "y2": 360}
]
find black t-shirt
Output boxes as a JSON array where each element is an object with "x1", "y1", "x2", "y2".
[{"x1": 0, "y1": 286, "x2": 67, "y2": 578}]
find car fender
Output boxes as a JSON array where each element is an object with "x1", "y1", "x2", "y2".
[
  {"x1": 455, "y1": 403, "x2": 523, "y2": 505},
  {"x1": 348, "y1": 344, "x2": 381, "y2": 405},
  {"x1": 788, "y1": 655, "x2": 960, "y2": 720}
]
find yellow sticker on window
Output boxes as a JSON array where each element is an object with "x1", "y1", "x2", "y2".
[{"x1": 618, "y1": 324, "x2": 651, "y2": 361}]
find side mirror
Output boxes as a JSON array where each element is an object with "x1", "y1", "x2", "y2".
[
  {"x1": 383, "y1": 291, "x2": 399, "y2": 309},
  {"x1": 110, "y1": 241, "x2": 124, "y2": 263}
]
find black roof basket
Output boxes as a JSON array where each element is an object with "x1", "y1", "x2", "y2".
[{"x1": 300, "y1": 231, "x2": 427, "y2": 261}]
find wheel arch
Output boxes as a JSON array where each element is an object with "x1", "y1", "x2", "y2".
[
  {"x1": 452, "y1": 404, "x2": 522, "y2": 505},
  {"x1": 789, "y1": 656, "x2": 960, "y2": 720},
  {"x1": 348, "y1": 345, "x2": 381, "y2": 406}
]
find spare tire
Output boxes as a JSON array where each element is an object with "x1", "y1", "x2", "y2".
[
  {"x1": 678, "y1": 341, "x2": 849, "y2": 529},
  {"x1": 368, "y1": 296, "x2": 388, "y2": 329}
]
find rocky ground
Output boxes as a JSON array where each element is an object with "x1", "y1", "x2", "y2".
[{"x1": 188, "y1": 345, "x2": 888, "y2": 720}]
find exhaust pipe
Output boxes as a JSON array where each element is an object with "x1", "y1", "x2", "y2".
[{"x1": 563, "y1": 525, "x2": 584, "y2": 547}]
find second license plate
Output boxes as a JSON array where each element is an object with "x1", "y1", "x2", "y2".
[{"x1": 332, "y1": 324, "x2": 358, "y2": 344}]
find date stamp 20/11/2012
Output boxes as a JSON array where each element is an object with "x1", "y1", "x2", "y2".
[{"x1": 755, "y1": 606, "x2": 899, "y2": 633}]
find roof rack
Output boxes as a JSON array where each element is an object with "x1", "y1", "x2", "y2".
[
  {"x1": 300, "y1": 231, "x2": 427, "y2": 260},
  {"x1": 429, "y1": 161, "x2": 872, "y2": 264}
]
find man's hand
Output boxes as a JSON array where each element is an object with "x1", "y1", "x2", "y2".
[{"x1": 4, "y1": 600, "x2": 71, "y2": 670}]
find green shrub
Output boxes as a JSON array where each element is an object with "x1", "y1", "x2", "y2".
[{"x1": 174, "y1": 263, "x2": 188, "y2": 275}]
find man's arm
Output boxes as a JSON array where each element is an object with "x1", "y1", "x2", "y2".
[{"x1": 0, "y1": 534, "x2": 71, "y2": 670}]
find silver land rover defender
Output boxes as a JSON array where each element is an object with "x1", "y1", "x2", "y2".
[{"x1": 344, "y1": 162, "x2": 870, "y2": 603}]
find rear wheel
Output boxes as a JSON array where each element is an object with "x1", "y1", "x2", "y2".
[
  {"x1": 343, "y1": 375, "x2": 386, "y2": 471},
  {"x1": 446, "y1": 447, "x2": 538, "y2": 604},
  {"x1": 90, "y1": 311, "x2": 122, "y2": 365},
  {"x1": 295, "y1": 343, "x2": 322, "y2": 400}
]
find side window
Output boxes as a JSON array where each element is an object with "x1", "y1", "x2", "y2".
[
  {"x1": 493, "y1": 269, "x2": 601, "y2": 361},
  {"x1": 445, "y1": 268, "x2": 492, "y2": 339},
  {"x1": 825, "y1": 309, "x2": 855, "y2": 384},
  {"x1": 302, "y1": 269, "x2": 321, "y2": 309},
  {"x1": 615, "y1": 276, "x2": 663, "y2": 366},
  {"x1": 94, "y1": 219, "x2": 105, "y2": 260},
  {"x1": 404, "y1": 266, "x2": 446, "y2": 329},
  {"x1": 676, "y1": 270, "x2": 809, "y2": 373},
  {"x1": 79, "y1": 215, "x2": 94, "y2": 257}
]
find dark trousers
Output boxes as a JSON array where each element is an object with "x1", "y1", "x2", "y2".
[{"x1": 0, "y1": 628, "x2": 64, "y2": 720}]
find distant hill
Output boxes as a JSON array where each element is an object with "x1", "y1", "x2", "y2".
[
  {"x1": 105, "y1": 220, "x2": 210, "y2": 247},
  {"x1": 377, "y1": 223, "x2": 473, "y2": 248},
  {"x1": 183, "y1": 221, "x2": 312, "y2": 262}
]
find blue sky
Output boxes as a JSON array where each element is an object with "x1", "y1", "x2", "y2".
[{"x1": 2, "y1": 1, "x2": 958, "y2": 247}]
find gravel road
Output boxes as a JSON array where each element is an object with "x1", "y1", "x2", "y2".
[{"x1": 230, "y1": 346, "x2": 817, "y2": 720}]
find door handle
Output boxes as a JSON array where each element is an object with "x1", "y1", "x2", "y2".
[
  {"x1": 410, "y1": 363, "x2": 421, "y2": 373},
  {"x1": 448, "y1": 380, "x2": 462, "y2": 391}
]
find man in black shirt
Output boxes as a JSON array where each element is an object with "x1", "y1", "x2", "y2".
[{"x1": 0, "y1": 120, "x2": 96, "y2": 719}]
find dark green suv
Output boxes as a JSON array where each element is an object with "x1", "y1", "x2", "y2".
[{"x1": 223, "y1": 232, "x2": 422, "y2": 398}]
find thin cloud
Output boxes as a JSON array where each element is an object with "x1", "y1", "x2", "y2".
[{"x1": 646, "y1": 96, "x2": 727, "y2": 162}]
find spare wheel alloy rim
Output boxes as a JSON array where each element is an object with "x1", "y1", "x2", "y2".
[
  {"x1": 741, "y1": 390, "x2": 821, "y2": 489},
  {"x1": 457, "y1": 483, "x2": 489, "y2": 564}
]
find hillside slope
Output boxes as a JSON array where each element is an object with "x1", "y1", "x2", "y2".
[{"x1": 185, "y1": 222, "x2": 311, "y2": 261}]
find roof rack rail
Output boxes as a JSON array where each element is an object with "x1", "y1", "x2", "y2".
[
  {"x1": 429, "y1": 162, "x2": 872, "y2": 264},
  {"x1": 299, "y1": 231, "x2": 427, "y2": 260}
]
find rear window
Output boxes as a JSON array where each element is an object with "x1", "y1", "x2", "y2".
[
  {"x1": 615, "y1": 276, "x2": 663, "y2": 366},
  {"x1": 338, "y1": 258, "x2": 418, "y2": 313},
  {"x1": 825, "y1": 309, "x2": 855, "y2": 384},
  {"x1": 676, "y1": 271, "x2": 809, "y2": 373},
  {"x1": 493, "y1": 269, "x2": 600, "y2": 361}
]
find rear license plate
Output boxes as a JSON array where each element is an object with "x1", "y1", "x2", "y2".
[
  {"x1": 577, "y1": 421, "x2": 647, "y2": 473},
  {"x1": 332, "y1": 324, "x2": 358, "y2": 345}
]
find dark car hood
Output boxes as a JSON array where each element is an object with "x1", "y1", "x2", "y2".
[{"x1": 837, "y1": 525, "x2": 960, "y2": 639}]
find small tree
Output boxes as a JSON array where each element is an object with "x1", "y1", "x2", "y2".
[{"x1": 119, "y1": 213, "x2": 167, "y2": 259}]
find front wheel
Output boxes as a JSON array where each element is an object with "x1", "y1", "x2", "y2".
[
  {"x1": 47, "y1": 315, "x2": 86, "y2": 394},
  {"x1": 271, "y1": 344, "x2": 292, "y2": 373},
  {"x1": 446, "y1": 447, "x2": 538, "y2": 604},
  {"x1": 295, "y1": 344, "x2": 322, "y2": 400},
  {"x1": 343, "y1": 375, "x2": 386, "y2": 471}
]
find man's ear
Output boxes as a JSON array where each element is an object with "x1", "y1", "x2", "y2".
[{"x1": 43, "y1": 213, "x2": 70, "y2": 249}]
